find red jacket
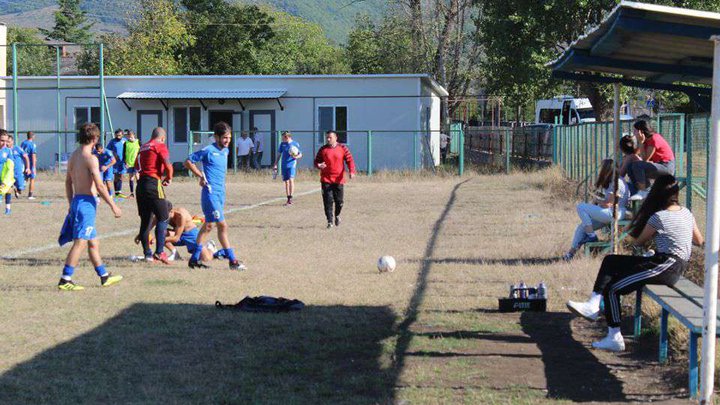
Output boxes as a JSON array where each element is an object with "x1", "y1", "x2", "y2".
[
  {"x1": 136, "y1": 139, "x2": 173, "y2": 181},
  {"x1": 314, "y1": 143, "x2": 356, "y2": 184}
]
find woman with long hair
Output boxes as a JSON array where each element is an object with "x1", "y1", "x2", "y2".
[
  {"x1": 627, "y1": 120, "x2": 675, "y2": 200},
  {"x1": 618, "y1": 134, "x2": 642, "y2": 180},
  {"x1": 563, "y1": 159, "x2": 630, "y2": 261},
  {"x1": 566, "y1": 174, "x2": 703, "y2": 351}
]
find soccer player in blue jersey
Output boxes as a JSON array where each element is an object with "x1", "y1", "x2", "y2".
[
  {"x1": 93, "y1": 143, "x2": 116, "y2": 195},
  {"x1": 5, "y1": 136, "x2": 30, "y2": 214},
  {"x1": 184, "y1": 121, "x2": 246, "y2": 270},
  {"x1": 274, "y1": 131, "x2": 303, "y2": 205},
  {"x1": 107, "y1": 129, "x2": 126, "y2": 198},
  {"x1": 20, "y1": 132, "x2": 37, "y2": 199},
  {"x1": 0, "y1": 130, "x2": 15, "y2": 215}
]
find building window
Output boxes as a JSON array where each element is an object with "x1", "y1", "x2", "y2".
[
  {"x1": 318, "y1": 106, "x2": 348, "y2": 144},
  {"x1": 74, "y1": 106, "x2": 101, "y2": 142},
  {"x1": 173, "y1": 106, "x2": 202, "y2": 143}
]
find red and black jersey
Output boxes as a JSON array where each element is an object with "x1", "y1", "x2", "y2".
[
  {"x1": 136, "y1": 139, "x2": 173, "y2": 181},
  {"x1": 314, "y1": 143, "x2": 356, "y2": 184}
]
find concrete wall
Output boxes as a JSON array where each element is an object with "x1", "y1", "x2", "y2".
[{"x1": 5, "y1": 75, "x2": 445, "y2": 170}]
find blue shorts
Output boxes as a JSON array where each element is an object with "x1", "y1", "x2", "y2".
[
  {"x1": 24, "y1": 168, "x2": 35, "y2": 180},
  {"x1": 281, "y1": 165, "x2": 296, "y2": 181},
  {"x1": 101, "y1": 168, "x2": 114, "y2": 182},
  {"x1": 201, "y1": 188, "x2": 225, "y2": 223},
  {"x1": 175, "y1": 227, "x2": 201, "y2": 254},
  {"x1": 126, "y1": 167, "x2": 138, "y2": 176},
  {"x1": 70, "y1": 195, "x2": 97, "y2": 240},
  {"x1": 14, "y1": 170, "x2": 25, "y2": 190},
  {"x1": 113, "y1": 162, "x2": 126, "y2": 175}
]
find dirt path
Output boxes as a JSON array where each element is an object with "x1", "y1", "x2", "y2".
[{"x1": 393, "y1": 174, "x2": 691, "y2": 404}]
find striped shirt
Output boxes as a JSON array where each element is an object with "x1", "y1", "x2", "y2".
[{"x1": 647, "y1": 207, "x2": 695, "y2": 261}]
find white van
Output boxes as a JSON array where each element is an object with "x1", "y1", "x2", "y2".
[{"x1": 535, "y1": 96, "x2": 596, "y2": 125}]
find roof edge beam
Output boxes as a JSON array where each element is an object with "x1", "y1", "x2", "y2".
[
  {"x1": 198, "y1": 99, "x2": 207, "y2": 111},
  {"x1": 551, "y1": 70, "x2": 711, "y2": 94},
  {"x1": 120, "y1": 98, "x2": 131, "y2": 111},
  {"x1": 159, "y1": 99, "x2": 169, "y2": 111},
  {"x1": 276, "y1": 98, "x2": 284, "y2": 111},
  {"x1": 571, "y1": 51, "x2": 713, "y2": 78},
  {"x1": 237, "y1": 100, "x2": 245, "y2": 111}
]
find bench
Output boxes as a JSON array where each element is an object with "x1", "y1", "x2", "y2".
[{"x1": 633, "y1": 277, "x2": 720, "y2": 399}]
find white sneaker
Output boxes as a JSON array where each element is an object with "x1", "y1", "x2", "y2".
[
  {"x1": 28, "y1": 196, "x2": 36, "y2": 200},
  {"x1": 566, "y1": 300, "x2": 601, "y2": 321},
  {"x1": 207, "y1": 240, "x2": 218, "y2": 254},
  {"x1": 592, "y1": 334, "x2": 625, "y2": 352},
  {"x1": 629, "y1": 189, "x2": 649, "y2": 201},
  {"x1": 167, "y1": 249, "x2": 178, "y2": 261}
]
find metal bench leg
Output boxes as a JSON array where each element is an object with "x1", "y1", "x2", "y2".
[
  {"x1": 659, "y1": 308, "x2": 668, "y2": 363},
  {"x1": 689, "y1": 332, "x2": 699, "y2": 399},
  {"x1": 634, "y1": 290, "x2": 642, "y2": 339}
]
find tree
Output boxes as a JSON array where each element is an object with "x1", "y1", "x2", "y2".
[
  {"x1": 181, "y1": 0, "x2": 274, "y2": 75},
  {"x1": 346, "y1": 14, "x2": 415, "y2": 74},
  {"x1": 40, "y1": 0, "x2": 94, "y2": 44},
  {"x1": 256, "y1": 8, "x2": 349, "y2": 75},
  {"x1": 86, "y1": 0, "x2": 194, "y2": 75},
  {"x1": 7, "y1": 28, "x2": 54, "y2": 76}
]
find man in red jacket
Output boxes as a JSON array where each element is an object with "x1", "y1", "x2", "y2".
[{"x1": 314, "y1": 130, "x2": 356, "y2": 228}]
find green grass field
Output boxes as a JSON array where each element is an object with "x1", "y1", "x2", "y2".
[{"x1": 0, "y1": 169, "x2": 697, "y2": 404}]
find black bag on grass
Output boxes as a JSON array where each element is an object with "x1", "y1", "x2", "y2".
[{"x1": 215, "y1": 296, "x2": 305, "y2": 313}]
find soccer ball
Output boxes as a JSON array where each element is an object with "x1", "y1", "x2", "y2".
[
  {"x1": 289, "y1": 145, "x2": 299, "y2": 157},
  {"x1": 377, "y1": 256, "x2": 396, "y2": 273}
]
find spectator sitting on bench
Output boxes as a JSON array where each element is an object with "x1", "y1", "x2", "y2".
[
  {"x1": 628, "y1": 120, "x2": 676, "y2": 201},
  {"x1": 563, "y1": 159, "x2": 630, "y2": 261},
  {"x1": 566, "y1": 174, "x2": 704, "y2": 352},
  {"x1": 617, "y1": 134, "x2": 642, "y2": 190}
]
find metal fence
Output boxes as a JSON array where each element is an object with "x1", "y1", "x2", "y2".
[{"x1": 464, "y1": 125, "x2": 553, "y2": 172}]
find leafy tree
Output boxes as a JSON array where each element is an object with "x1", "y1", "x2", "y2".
[
  {"x1": 181, "y1": 0, "x2": 274, "y2": 75},
  {"x1": 78, "y1": 0, "x2": 194, "y2": 75},
  {"x1": 7, "y1": 28, "x2": 54, "y2": 76},
  {"x1": 40, "y1": 0, "x2": 94, "y2": 43},
  {"x1": 256, "y1": 7, "x2": 349, "y2": 75},
  {"x1": 346, "y1": 14, "x2": 415, "y2": 74}
]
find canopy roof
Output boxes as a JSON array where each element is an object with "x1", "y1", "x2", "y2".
[
  {"x1": 116, "y1": 90, "x2": 287, "y2": 100},
  {"x1": 549, "y1": 1, "x2": 719, "y2": 106}
]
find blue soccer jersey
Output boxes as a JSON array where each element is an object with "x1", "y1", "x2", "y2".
[
  {"x1": 0, "y1": 146, "x2": 10, "y2": 167},
  {"x1": 20, "y1": 140, "x2": 36, "y2": 167},
  {"x1": 189, "y1": 143, "x2": 228, "y2": 193},
  {"x1": 278, "y1": 141, "x2": 301, "y2": 168},
  {"x1": 11, "y1": 146, "x2": 26, "y2": 174},
  {"x1": 94, "y1": 149, "x2": 114, "y2": 169}
]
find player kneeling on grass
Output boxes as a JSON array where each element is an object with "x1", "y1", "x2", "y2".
[
  {"x1": 0, "y1": 130, "x2": 16, "y2": 214},
  {"x1": 566, "y1": 175, "x2": 703, "y2": 351},
  {"x1": 163, "y1": 201, "x2": 218, "y2": 262},
  {"x1": 274, "y1": 131, "x2": 302, "y2": 205},
  {"x1": 184, "y1": 122, "x2": 246, "y2": 270},
  {"x1": 57, "y1": 123, "x2": 123, "y2": 291},
  {"x1": 93, "y1": 143, "x2": 116, "y2": 195}
]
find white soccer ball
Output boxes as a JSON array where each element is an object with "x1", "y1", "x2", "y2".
[
  {"x1": 289, "y1": 146, "x2": 299, "y2": 157},
  {"x1": 377, "y1": 256, "x2": 396, "y2": 273}
]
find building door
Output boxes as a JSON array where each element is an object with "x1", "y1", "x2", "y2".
[
  {"x1": 137, "y1": 110, "x2": 163, "y2": 143},
  {"x1": 209, "y1": 110, "x2": 235, "y2": 167},
  {"x1": 249, "y1": 110, "x2": 275, "y2": 167}
]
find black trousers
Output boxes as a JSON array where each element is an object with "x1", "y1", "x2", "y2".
[
  {"x1": 593, "y1": 254, "x2": 686, "y2": 327},
  {"x1": 321, "y1": 182, "x2": 344, "y2": 223},
  {"x1": 136, "y1": 176, "x2": 169, "y2": 256}
]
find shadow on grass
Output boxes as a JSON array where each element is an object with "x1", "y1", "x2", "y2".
[
  {"x1": 0, "y1": 303, "x2": 396, "y2": 404},
  {"x1": 406, "y1": 256, "x2": 564, "y2": 266},
  {"x1": 520, "y1": 311, "x2": 628, "y2": 402}
]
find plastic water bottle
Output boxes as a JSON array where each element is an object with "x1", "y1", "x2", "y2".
[
  {"x1": 509, "y1": 284, "x2": 517, "y2": 298},
  {"x1": 518, "y1": 281, "x2": 527, "y2": 299},
  {"x1": 537, "y1": 282, "x2": 547, "y2": 299},
  {"x1": 272, "y1": 168, "x2": 278, "y2": 180}
]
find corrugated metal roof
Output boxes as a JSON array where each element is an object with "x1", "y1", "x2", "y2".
[
  {"x1": 549, "y1": 1, "x2": 720, "y2": 85},
  {"x1": 116, "y1": 90, "x2": 287, "y2": 100}
]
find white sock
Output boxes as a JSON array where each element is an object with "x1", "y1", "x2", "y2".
[
  {"x1": 5, "y1": 204, "x2": 10, "y2": 210},
  {"x1": 588, "y1": 292, "x2": 602, "y2": 309},
  {"x1": 608, "y1": 326, "x2": 622, "y2": 340}
]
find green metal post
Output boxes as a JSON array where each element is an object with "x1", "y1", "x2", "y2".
[
  {"x1": 104, "y1": 95, "x2": 114, "y2": 135},
  {"x1": 605, "y1": 122, "x2": 610, "y2": 157},
  {"x1": 12, "y1": 43, "x2": 18, "y2": 142},
  {"x1": 687, "y1": 117, "x2": 693, "y2": 210},
  {"x1": 413, "y1": 132, "x2": 418, "y2": 171},
  {"x1": 188, "y1": 131, "x2": 194, "y2": 178},
  {"x1": 232, "y1": 131, "x2": 237, "y2": 174},
  {"x1": 56, "y1": 46, "x2": 62, "y2": 173},
  {"x1": 99, "y1": 43, "x2": 105, "y2": 145},
  {"x1": 458, "y1": 129, "x2": 465, "y2": 176},
  {"x1": 584, "y1": 124, "x2": 589, "y2": 201},
  {"x1": 678, "y1": 115, "x2": 685, "y2": 177},
  {"x1": 505, "y1": 129, "x2": 510, "y2": 174},
  {"x1": 367, "y1": 130, "x2": 373, "y2": 176},
  {"x1": 594, "y1": 123, "x2": 598, "y2": 172}
]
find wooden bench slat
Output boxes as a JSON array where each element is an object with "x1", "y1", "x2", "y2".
[{"x1": 644, "y1": 279, "x2": 720, "y2": 334}]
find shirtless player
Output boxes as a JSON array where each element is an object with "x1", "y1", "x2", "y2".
[{"x1": 57, "y1": 123, "x2": 123, "y2": 291}]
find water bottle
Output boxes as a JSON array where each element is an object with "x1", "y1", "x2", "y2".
[
  {"x1": 272, "y1": 168, "x2": 278, "y2": 180},
  {"x1": 509, "y1": 284, "x2": 517, "y2": 298},
  {"x1": 537, "y1": 282, "x2": 547, "y2": 299},
  {"x1": 518, "y1": 281, "x2": 527, "y2": 299}
]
